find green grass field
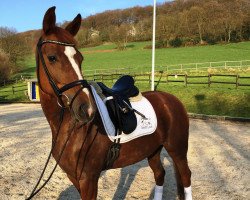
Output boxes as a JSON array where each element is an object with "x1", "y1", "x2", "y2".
[
  {"x1": 137, "y1": 83, "x2": 250, "y2": 118},
  {"x1": 82, "y1": 41, "x2": 250, "y2": 71},
  {"x1": 18, "y1": 41, "x2": 250, "y2": 77}
]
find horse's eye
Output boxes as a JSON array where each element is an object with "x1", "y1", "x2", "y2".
[{"x1": 47, "y1": 55, "x2": 57, "y2": 62}]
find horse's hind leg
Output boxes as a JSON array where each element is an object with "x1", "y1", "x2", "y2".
[
  {"x1": 147, "y1": 146, "x2": 165, "y2": 200},
  {"x1": 166, "y1": 150, "x2": 192, "y2": 200}
]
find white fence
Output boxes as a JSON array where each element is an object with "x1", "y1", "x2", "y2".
[
  {"x1": 9, "y1": 60, "x2": 250, "y2": 83},
  {"x1": 83, "y1": 60, "x2": 250, "y2": 75}
]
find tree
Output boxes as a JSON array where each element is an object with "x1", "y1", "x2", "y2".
[
  {"x1": 220, "y1": 2, "x2": 243, "y2": 42},
  {"x1": 203, "y1": 1, "x2": 225, "y2": 43},
  {"x1": 157, "y1": 14, "x2": 181, "y2": 47},
  {"x1": 188, "y1": 6, "x2": 206, "y2": 44},
  {"x1": 0, "y1": 27, "x2": 31, "y2": 66},
  {"x1": 109, "y1": 24, "x2": 131, "y2": 50},
  {"x1": 76, "y1": 28, "x2": 90, "y2": 48},
  {"x1": 135, "y1": 18, "x2": 152, "y2": 41},
  {"x1": 0, "y1": 49, "x2": 13, "y2": 82}
]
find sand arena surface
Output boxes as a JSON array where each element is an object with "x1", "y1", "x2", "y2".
[{"x1": 0, "y1": 103, "x2": 249, "y2": 200}]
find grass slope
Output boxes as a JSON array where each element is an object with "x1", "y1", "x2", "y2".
[{"x1": 18, "y1": 41, "x2": 250, "y2": 77}]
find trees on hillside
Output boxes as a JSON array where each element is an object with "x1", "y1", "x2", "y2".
[
  {"x1": 0, "y1": 27, "x2": 30, "y2": 65},
  {"x1": 109, "y1": 24, "x2": 131, "y2": 50},
  {"x1": 74, "y1": 0, "x2": 250, "y2": 48},
  {"x1": 0, "y1": 49, "x2": 13, "y2": 81},
  {"x1": 0, "y1": 27, "x2": 31, "y2": 81}
]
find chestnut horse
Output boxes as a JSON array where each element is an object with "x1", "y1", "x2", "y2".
[{"x1": 33, "y1": 7, "x2": 192, "y2": 200}]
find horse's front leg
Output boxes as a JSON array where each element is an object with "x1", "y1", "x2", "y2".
[{"x1": 79, "y1": 175, "x2": 99, "y2": 200}]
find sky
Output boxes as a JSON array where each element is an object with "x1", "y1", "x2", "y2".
[{"x1": 0, "y1": 0, "x2": 170, "y2": 33}]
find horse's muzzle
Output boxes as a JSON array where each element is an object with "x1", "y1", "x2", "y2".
[{"x1": 72, "y1": 103, "x2": 94, "y2": 124}]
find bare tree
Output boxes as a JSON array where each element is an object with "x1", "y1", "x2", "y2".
[
  {"x1": 0, "y1": 27, "x2": 31, "y2": 66},
  {"x1": 188, "y1": 6, "x2": 206, "y2": 44},
  {"x1": 76, "y1": 28, "x2": 90, "y2": 48},
  {"x1": 109, "y1": 24, "x2": 131, "y2": 50},
  {"x1": 0, "y1": 49, "x2": 13, "y2": 82}
]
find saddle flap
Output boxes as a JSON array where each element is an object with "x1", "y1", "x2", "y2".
[
  {"x1": 105, "y1": 96, "x2": 137, "y2": 134},
  {"x1": 90, "y1": 85, "x2": 157, "y2": 143}
]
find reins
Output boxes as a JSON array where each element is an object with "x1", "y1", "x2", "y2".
[
  {"x1": 26, "y1": 108, "x2": 66, "y2": 200},
  {"x1": 26, "y1": 38, "x2": 91, "y2": 199}
]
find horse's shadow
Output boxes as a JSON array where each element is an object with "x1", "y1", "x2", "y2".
[
  {"x1": 112, "y1": 162, "x2": 148, "y2": 200},
  {"x1": 59, "y1": 151, "x2": 177, "y2": 200},
  {"x1": 58, "y1": 185, "x2": 80, "y2": 200}
]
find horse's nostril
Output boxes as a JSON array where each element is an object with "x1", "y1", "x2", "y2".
[
  {"x1": 72, "y1": 102, "x2": 93, "y2": 123},
  {"x1": 79, "y1": 104, "x2": 88, "y2": 114}
]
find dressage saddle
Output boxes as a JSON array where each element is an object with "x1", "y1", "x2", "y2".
[
  {"x1": 97, "y1": 75, "x2": 139, "y2": 98},
  {"x1": 97, "y1": 75, "x2": 139, "y2": 134}
]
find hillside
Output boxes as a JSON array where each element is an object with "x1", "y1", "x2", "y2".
[{"x1": 18, "y1": 41, "x2": 250, "y2": 77}]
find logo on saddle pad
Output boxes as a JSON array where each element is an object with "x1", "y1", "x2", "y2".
[
  {"x1": 91, "y1": 86, "x2": 157, "y2": 143},
  {"x1": 141, "y1": 117, "x2": 153, "y2": 129}
]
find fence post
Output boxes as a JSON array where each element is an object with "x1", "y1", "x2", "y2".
[
  {"x1": 185, "y1": 74, "x2": 187, "y2": 87},
  {"x1": 181, "y1": 64, "x2": 183, "y2": 72},
  {"x1": 208, "y1": 74, "x2": 211, "y2": 87},
  {"x1": 12, "y1": 86, "x2": 15, "y2": 94},
  {"x1": 236, "y1": 74, "x2": 239, "y2": 89}
]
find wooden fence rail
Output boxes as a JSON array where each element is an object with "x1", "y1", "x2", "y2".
[
  {"x1": 85, "y1": 73, "x2": 250, "y2": 88},
  {"x1": 0, "y1": 73, "x2": 249, "y2": 98},
  {"x1": 0, "y1": 84, "x2": 27, "y2": 95}
]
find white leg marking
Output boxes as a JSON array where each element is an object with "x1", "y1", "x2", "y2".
[
  {"x1": 184, "y1": 186, "x2": 192, "y2": 200},
  {"x1": 153, "y1": 185, "x2": 163, "y2": 200}
]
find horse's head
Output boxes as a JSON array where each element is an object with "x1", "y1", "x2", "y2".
[{"x1": 37, "y1": 7, "x2": 95, "y2": 124}]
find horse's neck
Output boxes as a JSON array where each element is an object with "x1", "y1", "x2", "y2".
[{"x1": 40, "y1": 91, "x2": 66, "y2": 137}]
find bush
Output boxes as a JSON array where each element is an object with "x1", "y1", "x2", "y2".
[{"x1": 169, "y1": 38, "x2": 183, "y2": 47}]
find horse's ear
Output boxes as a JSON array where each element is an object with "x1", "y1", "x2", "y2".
[
  {"x1": 65, "y1": 14, "x2": 82, "y2": 36},
  {"x1": 43, "y1": 6, "x2": 56, "y2": 34}
]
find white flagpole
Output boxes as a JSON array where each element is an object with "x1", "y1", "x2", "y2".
[{"x1": 151, "y1": 0, "x2": 157, "y2": 91}]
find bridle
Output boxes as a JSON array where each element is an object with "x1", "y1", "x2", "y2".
[
  {"x1": 37, "y1": 37, "x2": 90, "y2": 108},
  {"x1": 26, "y1": 38, "x2": 92, "y2": 199}
]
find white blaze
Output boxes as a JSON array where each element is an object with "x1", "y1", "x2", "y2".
[
  {"x1": 64, "y1": 46, "x2": 92, "y2": 115},
  {"x1": 64, "y1": 46, "x2": 83, "y2": 80}
]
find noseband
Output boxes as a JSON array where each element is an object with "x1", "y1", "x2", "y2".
[{"x1": 37, "y1": 38, "x2": 90, "y2": 108}]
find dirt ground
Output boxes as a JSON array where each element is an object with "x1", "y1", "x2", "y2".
[{"x1": 0, "y1": 103, "x2": 249, "y2": 200}]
